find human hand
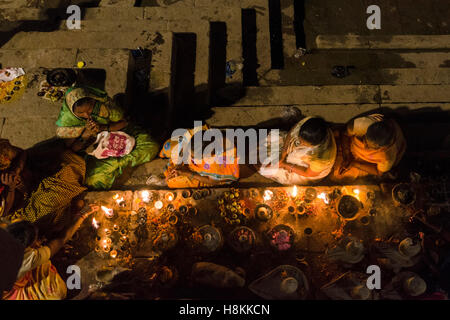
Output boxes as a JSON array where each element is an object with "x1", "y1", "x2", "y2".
[
  {"x1": 85, "y1": 119, "x2": 101, "y2": 135},
  {"x1": 79, "y1": 204, "x2": 100, "y2": 220},
  {"x1": 0, "y1": 172, "x2": 19, "y2": 189}
]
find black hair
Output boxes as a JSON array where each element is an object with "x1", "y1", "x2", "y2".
[
  {"x1": 73, "y1": 97, "x2": 94, "y2": 112},
  {"x1": 366, "y1": 120, "x2": 394, "y2": 147},
  {"x1": 6, "y1": 221, "x2": 37, "y2": 248},
  {"x1": 299, "y1": 117, "x2": 328, "y2": 146}
]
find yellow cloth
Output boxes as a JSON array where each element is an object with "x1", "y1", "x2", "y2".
[{"x1": 12, "y1": 150, "x2": 86, "y2": 224}]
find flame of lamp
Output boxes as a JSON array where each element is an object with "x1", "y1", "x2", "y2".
[
  {"x1": 292, "y1": 185, "x2": 298, "y2": 198},
  {"x1": 154, "y1": 200, "x2": 163, "y2": 210},
  {"x1": 263, "y1": 190, "x2": 273, "y2": 202},
  {"x1": 92, "y1": 217, "x2": 100, "y2": 229},
  {"x1": 101, "y1": 206, "x2": 114, "y2": 218},
  {"x1": 141, "y1": 190, "x2": 150, "y2": 203},
  {"x1": 318, "y1": 192, "x2": 329, "y2": 204},
  {"x1": 165, "y1": 192, "x2": 175, "y2": 202},
  {"x1": 110, "y1": 250, "x2": 118, "y2": 259}
]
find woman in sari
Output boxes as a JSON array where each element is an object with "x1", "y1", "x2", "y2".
[
  {"x1": 0, "y1": 139, "x2": 86, "y2": 231},
  {"x1": 330, "y1": 114, "x2": 406, "y2": 182},
  {"x1": 2, "y1": 205, "x2": 97, "y2": 300},
  {"x1": 160, "y1": 127, "x2": 239, "y2": 188},
  {"x1": 258, "y1": 116, "x2": 337, "y2": 185},
  {"x1": 55, "y1": 86, "x2": 160, "y2": 190}
]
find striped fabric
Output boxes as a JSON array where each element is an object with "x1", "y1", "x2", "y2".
[{"x1": 12, "y1": 151, "x2": 87, "y2": 225}]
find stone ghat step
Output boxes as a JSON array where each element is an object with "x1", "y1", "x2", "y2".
[
  {"x1": 259, "y1": 68, "x2": 450, "y2": 86},
  {"x1": 1, "y1": 30, "x2": 173, "y2": 49},
  {"x1": 316, "y1": 35, "x2": 450, "y2": 50},
  {"x1": 206, "y1": 103, "x2": 450, "y2": 128},
  {"x1": 227, "y1": 85, "x2": 450, "y2": 106}
]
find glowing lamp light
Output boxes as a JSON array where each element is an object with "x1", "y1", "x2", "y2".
[
  {"x1": 317, "y1": 192, "x2": 329, "y2": 204},
  {"x1": 141, "y1": 190, "x2": 150, "y2": 203},
  {"x1": 165, "y1": 192, "x2": 174, "y2": 202},
  {"x1": 263, "y1": 190, "x2": 273, "y2": 202},
  {"x1": 154, "y1": 200, "x2": 163, "y2": 210},
  {"x1": 113, "y1": 193, "x2": 125, "y2": 206},
  {"x1": 353, "y1": 188, "x2": 361, "y2": 200},
  {"x1": 110, "y1": 250, "x2": 118, "y2": 259},
  {"x1": 291, "y1": 185, "x2": 298, "y2": 198},
  {"x1": 101, "y1": 206, "x2": 114, "y2": 218},
  {"x1": 92, "y1": 217, "x2": 99, "y2": 229}
]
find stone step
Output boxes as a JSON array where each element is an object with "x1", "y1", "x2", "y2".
[
  {"x1": 2, "y1": 30, "x2": 172, "y2": 49},
  {"x1": 206, "y1": 103, "x2": 450, "y2": 128},
  {"x1": 0, "y1": 48, "x2": 131, "y2": 95},
  {"x1": 228, "y1": 85, "x2": 450, "y2": 106},
  {"x1": 316, "y1": 35, "x2": 450, "y2": 50},
  {"x1": 259, "y1": 68, "x2": 450, "y2": 86}
]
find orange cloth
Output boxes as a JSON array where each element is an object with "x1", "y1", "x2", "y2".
[{"x1": 350, "y1": 119, "x2": 406, "y2": 173}]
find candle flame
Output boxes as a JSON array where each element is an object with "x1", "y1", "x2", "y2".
[
  {"x1": 263, "y1": 190, "x2": 273, "y2": 202},
  {"x1": 318, "y1": 192, "x2": 329, "y2": 204},
  {"x1": 292, "y1": 185, "x2": 298, "y2": 197},
  {"x1": 113, "y1": 193, "x2": 120, "y2": 200},
  {"x1": 92, "y1": 217, "x2": 99, "y2": 229},
  {"x1": 353, "y1": 189, "x2": 360, "y2": 195},
  {"x1": 101, "y1": 206, "x2": 114, "y2": 218}
]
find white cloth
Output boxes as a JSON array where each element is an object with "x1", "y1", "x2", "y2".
[{"x1": 0, "y1": 68, "x2": 25, "y2": 83}]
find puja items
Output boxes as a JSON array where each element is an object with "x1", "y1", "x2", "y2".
[
  {"x1": 152, "y1": 227, "x2": 178, "y2": 252},
  {"x1": 337, "y1": 195, "x2": 362, "y2": 220},
  {"x1": 218, "y1": 188, "x2": 246, "y2": 225},
  {"x1": 268, "y1": 225, "x2": 295, "y2": 251},
  {"x1": 255, "y1": 204, "x2": 273, "y2": 221},
  {"x1": 392, "y1": 183, "x2": 416, "y2": 207},
  {"x1": 228, "y1": 226, "x2": 256, "y2": 253},
  {"x1": 191, "y1": 262, "x2": 245, "y2": 288},
  {"x1": 191, "y1": 225, "x2": 223, "y2": 253}
]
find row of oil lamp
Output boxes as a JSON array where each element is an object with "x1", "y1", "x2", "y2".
[{"x1": 89, "y1": 186, "x2": 366, "y2": 259}]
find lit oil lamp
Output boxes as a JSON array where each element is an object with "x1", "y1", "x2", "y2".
[
  {"x1": 353, "y1": 188, "x2": 361, "y2": 201},
  {"x1": 113, "y1": 224, "x2": 119, "y2": 232},
  {"x1": 317, "y1": 192, "x2": 330, "y2": 204},
  {"x1": 110, "y1": 250, "x2": 118, "y2": 259},
  {"x1": 165, "y1": 192, "x2": 175, "y2": 202},
  {"x1": 113, "y1": 193, "x2": 126, "y2": 207},
  {"x1": 141, "y1": 190, "x2": 151, "y2": 203},
  {"x1": 263, "y1": 189, "x2": 273, "y2": 202},
  {"x1": 101, "y1": 206, "x2": 114, "y2": 219},
  {"x1": 291, "y1": 185, "x2": 298, "y2": 198},
  {"x1": 92, "y1": 217, "x2": 100, "y2": 229},
  {"x1": 154, "y1": 200, "x2": 163, "y2": 210}
]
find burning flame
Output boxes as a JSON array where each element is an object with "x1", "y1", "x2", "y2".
[
  {"x1": 154, "y1": 200, "x2": 163, "y2": 210},
  {"x1": 141, "y1": 190, "x2": 150, "y2": 202},
  {"x1": 113, "y1": 194, "x2": 124, "y2": 205},
  {"x1": 101, "y1": 206, "x2": 114, "y2": 218},
  {"x1": 92, "y1": 217, "x2": 99, "y2": 229},
  {"x1": 353, "y1": 188, "x2": 360, "y2": 200},
  {"x1": 292, "y1": 185, "x2": 298, "y2": 198},
  {"x1": 318, "y1": 192, "x2": 329, "y2": 204},
  {"x1": 263, "y1": 190, "x2": 273, "y2": 202}
]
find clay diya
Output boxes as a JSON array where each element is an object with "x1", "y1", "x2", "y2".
[
  {"x1": 337, "y1": 195, "x2": 362, "y2": 220},
  {"x1": 228, "y1": 226, "x2": 256, "y2": 253}
]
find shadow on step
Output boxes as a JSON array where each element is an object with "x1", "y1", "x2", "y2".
[{"x1": 0, "y1": 1, "x2": 101, "y2": 48}]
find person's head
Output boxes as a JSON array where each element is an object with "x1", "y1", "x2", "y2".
[
  {"x1": 365, "y1": 120, "x2": 394, "y2": 149},
  {"x1": 72, "y1": 97, "x2": 96, "y2": 119},
  {"x1": 6, "y1": 221, "x2": 38, "y2": 248},
  {"x1": 299, "y1": 117, "x2": 328, "y2": 146}
]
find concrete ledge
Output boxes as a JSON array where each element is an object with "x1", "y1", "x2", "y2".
[{"x1": 316, "y1": 35, "x2": 450, "y2": 50}]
